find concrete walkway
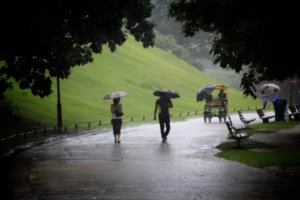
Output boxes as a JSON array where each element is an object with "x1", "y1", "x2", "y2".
[{"x1": 2, "y1": 114, "x2": 300, "y2": 200}]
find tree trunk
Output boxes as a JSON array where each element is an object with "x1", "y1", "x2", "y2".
[{"x1": 57, "y1": 77, "x2": 63, "y2": 132}]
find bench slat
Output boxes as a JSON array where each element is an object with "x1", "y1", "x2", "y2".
[{"x1": 256, "y1": 108, "x2": 274, "y2": 123}]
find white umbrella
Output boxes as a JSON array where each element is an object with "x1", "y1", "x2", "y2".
[
  {"x1": 103, "y1": 91, "x2": 128, "y2": 100},
  {"x1": 153, "y1": 89, "x2": 180, "y2": 99},
  {"x1": 260, "y1": 83, "x2": 280, "y2": 92}
]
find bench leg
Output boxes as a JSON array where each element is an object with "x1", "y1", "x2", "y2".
[
  {"x1": 262, "y1": 118, "x2": 269, "y2": 123},
  {"x1": 235, "y1": 138, "x2": 241, "y2": 148}
]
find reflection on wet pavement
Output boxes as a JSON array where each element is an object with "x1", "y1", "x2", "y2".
[{"x1": 4, "y1": 114, "x2": 300, "y2": 200}]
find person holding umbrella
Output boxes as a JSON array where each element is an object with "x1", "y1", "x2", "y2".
[
  {"x1": 103, "y1": 91, "x2": 128, "y2": 144},
  {"x1": 260, "y1": 83, "x2": 280, "y2": 104},
  {"x1": 153, "y1": 90, "x2": 177, "y2": 143},
  {"x1": 111, "y1": 98, "x2": 123, "y2": 143}
]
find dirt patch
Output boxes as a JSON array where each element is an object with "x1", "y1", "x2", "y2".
[{"x1": 251, "y1": 124, "x2": 300, "y2": 150}]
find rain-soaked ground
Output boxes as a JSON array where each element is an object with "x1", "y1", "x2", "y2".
[{"x1": 1, "y1": 114, "x2": 300, "y2": 200}]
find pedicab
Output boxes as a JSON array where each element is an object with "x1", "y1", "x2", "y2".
[{"x1": 196, "y1": 85, "x2": 228, "y2": 123}]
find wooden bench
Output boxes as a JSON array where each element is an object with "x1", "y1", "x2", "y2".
[
  {"x1": 237, "y1": 110, "x2": 256, "y2": 127},
  {"x1": 225, "y1": 121, "x2": 249, "y2": 148},
  {"x1": 227, "y1": 115, "x2": 244, "y2": 130},
  {"x1": 288, "y1": 105, "x2": 300, "y2": 120},
  {"x1": 256, "y1": 108, "x2": 275, "y2": 123}
]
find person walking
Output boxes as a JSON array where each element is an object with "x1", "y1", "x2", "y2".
[
  {"x1": 218, "y1": 87, "x2": 228, "y2": 111},
  {"x1": 111, "y1": 98, "x2": 123, "y2": 143},
  {"x1": 261, "y1": 90, "x2": 268, "y2": 109},
  {"x1": 154, "y1": 94, "x2": 173, "y2": 143},
  {"x1": 272, "y1": 88, "x2": 279, "y2": 103}
]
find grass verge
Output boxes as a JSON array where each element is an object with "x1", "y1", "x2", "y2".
[{"x1": 216, "y1": 121, "x2": 300, "y2": 168}]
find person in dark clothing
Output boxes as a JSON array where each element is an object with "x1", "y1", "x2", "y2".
[
  {"x1": 111, "y1": 98, "x2": 123, "y2": 143},
  {"x1": 154, "y1": 95, "x2": 173, "y2": 142},
  {"x1": 272, "y1": 88, "x2": 279, "y2": 103},
  {"x1": 218, "y1": 88, "x2": 228, "y2": 111}
]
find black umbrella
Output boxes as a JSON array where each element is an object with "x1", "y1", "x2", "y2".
[
  {"x1": 153, "y1": 89, "x2": 180, "y2": 99},
  {"x1": 196, "y1": 85, "x2": 216, "y2": 102}
]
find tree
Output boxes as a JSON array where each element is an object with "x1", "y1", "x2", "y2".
[
  {"x1": 168, "y1": 0, "x2": 300, "y2": 97},
  {"x1": 151, "y1": 0, "x2": 213, "y2": 69},
  {"x1": 0, "y1": 0, "x2": 155, "y2": 129},
  {"x1": 0, "y1": 0, "x2": 154, "y2": 97}
]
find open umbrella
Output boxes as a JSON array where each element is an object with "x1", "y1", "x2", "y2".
[
  {"x1": 153, "y1": 89, "x2": 180, "y2": 99},
  {"x1": 260, "y1": 83, "x2": 280, "y2": 92},
  {"x1": 196, "y1": 85, "x2": 216, "y2": 102},
  {"x1": 103, "y1": 91, "x2": 128, "y2": 100}
]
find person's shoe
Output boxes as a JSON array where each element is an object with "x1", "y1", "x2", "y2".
[
  {"x1": 118, "y1": 140, "x2": 121, "y2": 144},
  {"x1": 162, "y1": 138, "x2": 166, "y2": 143}
]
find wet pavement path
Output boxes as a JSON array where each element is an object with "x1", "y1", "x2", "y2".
[{"x1": 3, "y1": 115, "x2": 300, "y2": 200}]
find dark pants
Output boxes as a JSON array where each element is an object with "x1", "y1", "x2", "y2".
[
  {"x1": 159, "y1": 114, "x2": 170, "y2": 139},
  {"x1": 111, "y1": 119, "x2": 122, "y2": 134}
]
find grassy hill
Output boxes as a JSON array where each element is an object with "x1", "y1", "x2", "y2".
[{"x1": 4, "y1": 36, "x2": 260, "y2": 127}]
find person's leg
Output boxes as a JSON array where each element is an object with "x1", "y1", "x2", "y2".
[
  {"x1": 114, "y1": 134, "x2": 118, "y2": 143},
  {"x1": 263, "y1": 101, "x2": 267, "y2": 109},
  {"x1": 112, "y1": 119, "x2": 118, "y2": 143},
  {"x1": 164, "y1": 116, "x2": 170, "y2": 138},
  {"x1": 159, "y1": 115, "x2": 166, "y2": 140},
  {"x1": 116, "y1": 134, "x2": 120, "y2": 143},
  {"x1": 116, "y1": 119, "x2": 122, "y2": 143}
]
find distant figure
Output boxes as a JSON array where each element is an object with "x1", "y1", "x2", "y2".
[
  {"x1": 154, "y1": 94, "x2": 173, "y2": 143},
  {"x1": 272, "y1": 88, "x2": 279, "y2": 103},
  {"x1": 111, "y1": 98, "x2": 123, "y2": 143},
  {"x1": 218, "y1": 88, "x2": 228, "y2": 110},
  {"x1": 261, "y1": 90, "x2": 268, "y2": 109}
]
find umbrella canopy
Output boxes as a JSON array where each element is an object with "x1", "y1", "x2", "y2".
[
  {"x1": 103, "y1": 91, "x2": 128, "y2": 100},
  {"x1": 260, "y1": 83, "x2": 280, "y2": 92},
  {"x1": 196, "y1": 85, "x2": 216, "y2": 102},
  {"x1": 153, "y1": 89, "x2": 180, "y2": 99}
]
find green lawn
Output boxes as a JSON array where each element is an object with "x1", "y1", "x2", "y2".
[
  {"x1": 216, "y1": 121, "x2": 300, "y2": 168},
  {"x1": 3, "y1": 36, "x2": 261, "y2": 127},
  {"x1": 217, "y1": 149, "x2": 300, "y2": 168},
  {"x1": 249, "y1": 120, "x2": 300, "y2": 130}
]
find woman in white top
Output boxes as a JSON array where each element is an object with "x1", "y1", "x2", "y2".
[{"x1": 111, "y1": 98, "x2": 123, "y2": 143}]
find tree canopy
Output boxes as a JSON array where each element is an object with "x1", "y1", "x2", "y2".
[
  {"x1": 0, "y1": 0, "x2": 155, "y2": 99},
  {"x1": 169, "y1": 0, "x2": 299, "y2": 97}
]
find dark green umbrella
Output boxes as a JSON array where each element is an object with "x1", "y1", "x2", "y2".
[
  {"x1": 153, "y1": 89, "x2": 180, "y2": 99},
  {"x1": 196, "y1": 85, "x2": 216, "y2": 102}
]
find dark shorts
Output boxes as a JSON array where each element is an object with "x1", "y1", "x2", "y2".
[
  {"x1": 159, "y1": 113, "x2": 170, "y2": 121},
  {"x1": 111, "y1": 119, "x2": 122, "y2": 134}
]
